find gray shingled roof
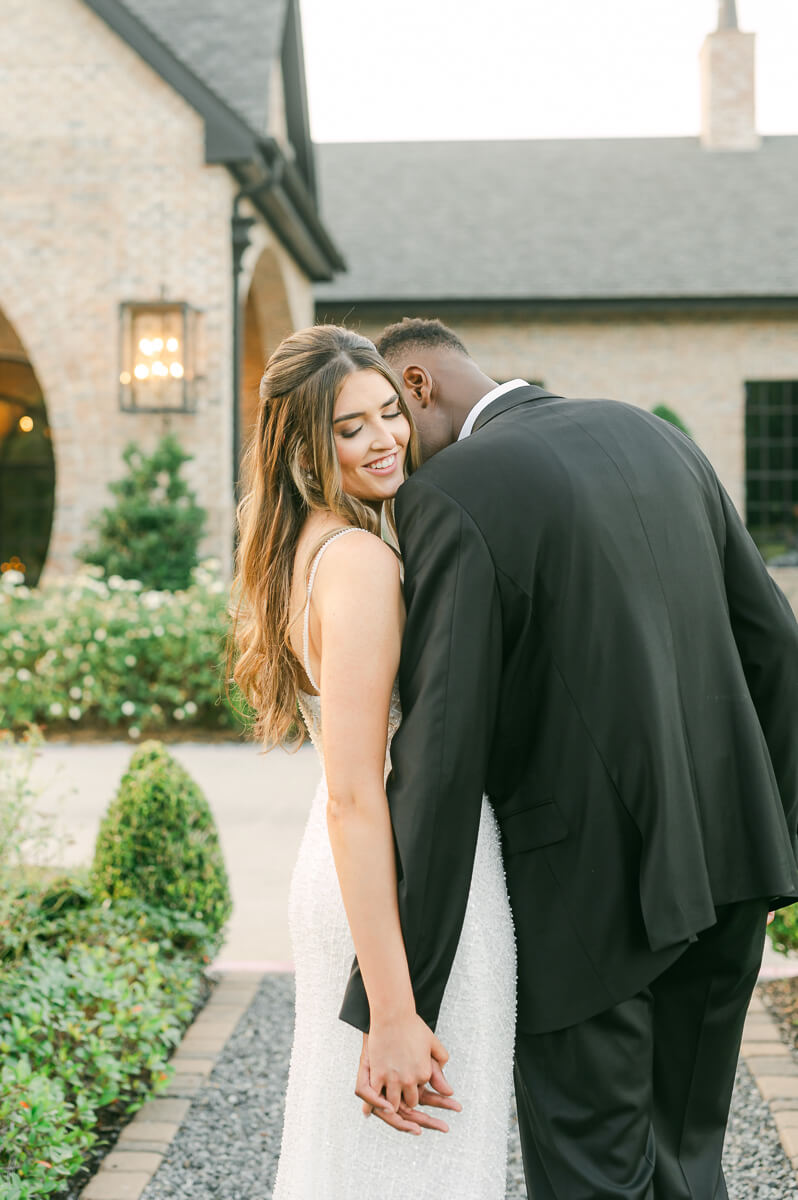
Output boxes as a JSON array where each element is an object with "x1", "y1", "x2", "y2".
[
  {"x1": 119, "y1": 0, "x2": 286, "y2": 135},
  {"x1": 314, "y1": 137, "x2": 798, "y2": 303}
]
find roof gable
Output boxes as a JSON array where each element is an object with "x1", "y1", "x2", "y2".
[
  {"x1": 118, "y1": 0, "x2": 286, "y2": 138},
  {"x1": 81, "y1": 0, "x2": 343, "y2": 278}
]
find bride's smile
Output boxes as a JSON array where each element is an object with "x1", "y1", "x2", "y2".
[{"x1": 333, "y1": 367, "x2": 410, "y2": 501}]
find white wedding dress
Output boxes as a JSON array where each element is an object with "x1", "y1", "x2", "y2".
[{"x1": 272, "y1": 529, "x2": 517, "y2": 1200}]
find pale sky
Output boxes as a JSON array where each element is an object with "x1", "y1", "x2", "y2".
[{"x1": 298, "y1": 0, "x2": 798, "y2": 143}]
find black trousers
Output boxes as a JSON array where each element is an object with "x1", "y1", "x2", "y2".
[{"x1": 514, "y1": 899, "x2": 769, "y2": 1199}]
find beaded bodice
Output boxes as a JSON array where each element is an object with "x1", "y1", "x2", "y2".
[{"x1": 297, "y1": 685, "x2": 402, "y2": 778}]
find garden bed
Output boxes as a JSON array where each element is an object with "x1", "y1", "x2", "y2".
[
  {"x1": 0, "y1": 732, "x2": 233, "y2": 1200},
  {"x1": 0, "y1": 889, "x2": 218, "y2": 1199},
  {"x1": 0, "y1": 562, "x2": 252, "y2": 742}
]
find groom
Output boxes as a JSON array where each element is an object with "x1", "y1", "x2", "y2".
[{"x1": 340, "y1": 317, "x2": 798, "y2": 1198}]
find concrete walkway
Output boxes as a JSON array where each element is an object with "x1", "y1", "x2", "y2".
[{"x1": 28, "y1": 737, "x2": 798, "y2": 979}]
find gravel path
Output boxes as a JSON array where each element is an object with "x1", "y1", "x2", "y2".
[{"x1": 141, "y1": 974, "x2": 798, "y2": 1199}]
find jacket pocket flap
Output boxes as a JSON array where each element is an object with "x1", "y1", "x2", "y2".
[{"x1": 499, "y1": 802, "x2": 568, "y2": 854}]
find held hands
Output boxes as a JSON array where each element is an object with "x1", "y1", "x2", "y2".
[{"x1": 354, "y1": 1014, "x2": 462, "y2": 1135}]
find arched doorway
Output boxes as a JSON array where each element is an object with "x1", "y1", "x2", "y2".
[
  {"x1": 0, "y1": 309, "x2": 55, "y2": 586},
  {"x1": 240, "y1": 245, "x2": 295, "y2": 452}
]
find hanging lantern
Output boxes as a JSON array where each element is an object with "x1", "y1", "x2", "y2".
[{"x1": 119, "y1": 301, "x2": 198, "y2": 412}]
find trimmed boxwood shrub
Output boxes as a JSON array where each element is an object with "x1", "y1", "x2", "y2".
[{"x1": 90, "y1": 741, "x2": 232, "y2": 936}]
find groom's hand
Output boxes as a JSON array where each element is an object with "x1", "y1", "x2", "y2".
[{"x1": 355, "y1": 1032, "x2": 461, "y2": 1135}]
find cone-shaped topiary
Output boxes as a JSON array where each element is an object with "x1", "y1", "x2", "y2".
[
  {"x1": 91, "y1": 741, "x2": 231, "y2": 937},
  {"x1": 77, "y1": 433, "x2": 206, "y2": 591}
]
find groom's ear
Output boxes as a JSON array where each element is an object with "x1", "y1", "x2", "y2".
[{"x1": 402, "y1": 364, "x2": 433, "y2": 409}]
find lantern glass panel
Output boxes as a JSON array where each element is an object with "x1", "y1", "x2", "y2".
[{"x1": 120, "y1": 302, "x2": 195, "y2": 412}]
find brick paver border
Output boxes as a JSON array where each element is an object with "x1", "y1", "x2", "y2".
[
  {"x1": 79, "y1": 972, "x2": 798, "y2": 1199},
  {"x1": 80, "y1": 969, "x2": 265, "y2": 1200},
  {"x1": 741, "y1": 989, "x2": 798, "y2": 1176}
]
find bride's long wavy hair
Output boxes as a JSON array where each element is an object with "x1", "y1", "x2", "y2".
[{"x1": 227, "y1": 324, "x2": 420, "y2": 750}]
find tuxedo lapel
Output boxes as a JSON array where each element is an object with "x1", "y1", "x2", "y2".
[{"x1": 471, "y1": 384, "x2": 561, "y2": 434}]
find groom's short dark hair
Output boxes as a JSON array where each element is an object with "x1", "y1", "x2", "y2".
[{"x1": 376, "y1": 317, "x2": 469, "y2": 362}]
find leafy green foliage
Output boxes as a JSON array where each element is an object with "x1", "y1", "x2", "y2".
[
  {"x1": 651, "y1": 405, "x2": 693, "y2": 438},
  {"x1": 0, "y1": 1056, "x2": 93, "y2": 1198},
  {"x1": 768, "y1": 905, "x2": 798, "y2": 955},
  {"x1": 77, "y1": 434, "x2": 207, "y2": 592},
  {"x1": 0, "y1": 725, "x2": 71, "y2": 962},
  {"x1": 0, "y1": 733, "x2": 216, "y2": 1198},
  {"x1": 0, "y1": 896, "x2": 211, "y2": 1199},
  {"x1": 0, "y1": 561, "x2": 254, "y2": 736},
  {"x1": 91, "y1": 741, "x2": 232, "y2": 936}
]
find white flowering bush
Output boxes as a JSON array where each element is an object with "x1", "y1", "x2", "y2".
[{"x1": 0, "y1": 561, "x2": 251, "y2": 737}]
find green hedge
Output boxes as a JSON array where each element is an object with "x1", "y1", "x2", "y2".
[
  {"x1": 0, "y1": 561, "x2": 253, "y2": 738},
  {"x1": 0, "y1": 891, "x2": 213, "y2": 1200}
]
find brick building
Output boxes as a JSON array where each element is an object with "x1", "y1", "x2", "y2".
[
  {"x1": 3, "y1": 1, "x2": 796, "y2": 609},
  {"x1": 315, "y1": 2, "x2": 798, "y2": 606},
  {"x1": 0, "y1": 0, "x2": 343, "y2": 584}
]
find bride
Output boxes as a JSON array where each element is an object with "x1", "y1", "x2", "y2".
[{"x1": 228, "y1": 325, "x2": 516, "y2": 1198}]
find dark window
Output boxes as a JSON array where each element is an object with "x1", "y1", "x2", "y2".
[{"x1": 745, "y1": 380, "x2": 798, "y2": 565}]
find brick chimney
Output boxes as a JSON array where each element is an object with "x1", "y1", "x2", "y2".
[{"x1": 700, "y1": 0, "x2": 760, "y2": 150}]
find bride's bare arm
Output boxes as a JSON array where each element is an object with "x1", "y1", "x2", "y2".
[{"x1": 312, "y1": 533, "x2": 451, "y2": 1121}]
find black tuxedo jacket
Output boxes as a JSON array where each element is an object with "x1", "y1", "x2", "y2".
[{"x1": 340, "y1": 386, "x2": 798, "y2": 1035}]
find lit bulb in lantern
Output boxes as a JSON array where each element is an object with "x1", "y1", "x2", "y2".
[
  {"x1": 139, "y1": 338, "x2": 152, "y2": 355},
  {"x1": 152, "y1": 338, "x2": 164, "y2": 352},
  {"x1": 120, "y1": 371, "x2": 131, "y2": 385},
  {"x1": 166, "y1": 337, "x2": 179, "y2": 352},
  {"x1": 134, "y1": 364, "x2": 149, "y2": 380},
  {"x1": 19, "y1": 415, "x2": 34, "y2": 432},
  {"x1": 152, "y1": 361, "x2": 168, "y2": 377},
  {"x1": 170, "y1": 362, "x2": 184, "y2": 379}
]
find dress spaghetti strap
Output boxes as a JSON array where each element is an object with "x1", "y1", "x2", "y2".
[{"x1": 302, "y1": 527, "x2": 370, "y2": 694}]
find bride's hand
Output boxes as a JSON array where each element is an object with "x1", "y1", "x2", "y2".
[
  {"x1": 368, "y1": 1010, "x2": 448, "y2": 1111},
  {"x1": 355, "y1": 1024, "x2": 460, "y2": 1133}
]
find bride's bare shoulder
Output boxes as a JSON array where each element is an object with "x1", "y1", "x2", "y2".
[{"x1": 316, "y1": 527, "x2": 400, "y2": 590}]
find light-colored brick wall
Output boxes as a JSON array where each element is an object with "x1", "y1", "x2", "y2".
[
  {"x1": 341, "y1": 306, "x2": 798, "y2": 608},
  {"x1": 0, "y1": 0, "x2": 313, "y2": 584}
]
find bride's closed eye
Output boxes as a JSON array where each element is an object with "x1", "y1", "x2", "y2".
[{"x1": 339, "y1": 408, "x2": 403, "y2": 439}]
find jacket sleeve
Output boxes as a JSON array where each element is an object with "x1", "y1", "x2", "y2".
[
  {"x1": 339, "y1": 476, "x2": 503, "y2": 1032},
  {"x1": 720, "y1": 484, "x2": 798, "y2": 841}
]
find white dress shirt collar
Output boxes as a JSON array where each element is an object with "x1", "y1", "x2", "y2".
[{"x1": 458, "y1": 379, "x2": 530, "y2": 441}]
